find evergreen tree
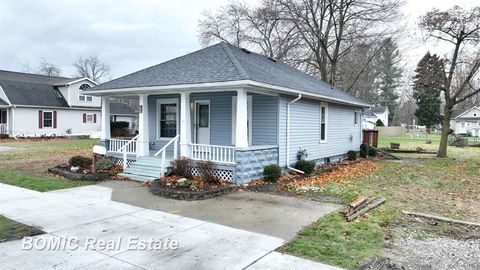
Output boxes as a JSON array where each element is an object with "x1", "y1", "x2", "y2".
[
  {"x1": 375, "y1": 38, "x2": 403, "y2": 123},
  {"x1": 412, "y1": 52, "x2": 444, "y2": 133}
]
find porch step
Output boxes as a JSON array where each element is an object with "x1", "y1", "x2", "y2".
[
  {"x1": 119, "y1": 156, "x2": 172, "y2": 182},
  {"x1": 117, "y1": 173, "x2": 157, "y2": 182}
]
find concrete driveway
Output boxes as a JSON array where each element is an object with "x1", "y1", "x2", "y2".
[
  {"x1": 0, "y1": 183, "x2": 343, "y2": 270},
  {"x1": 101, "y1": 180, "x2": 340, "y2": 240}
]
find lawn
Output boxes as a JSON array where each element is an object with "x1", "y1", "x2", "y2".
[
  {"x1": 0, "y1": 215, "x2": 43, "y2": 243},
  {"x1": 283, "y1": 132, "x2": 480, "y2": 269},
  {"x1": 0, "y1": 138, "x2": 98, "y2": 191}
]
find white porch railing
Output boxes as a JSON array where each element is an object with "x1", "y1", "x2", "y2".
[
  {"x1": 109, "y1": 137, "x2": 138, "y2": 154},
  {"x1": 109, "y1": 135, "x2": 139, "y2": 169},
  {"x1": 154, "y1": 135, "x2": 179, "y2": 177},
  {"x1": 189, "y1": 143, "x2": 236, "y2": 164},
  {"x1": 0, "y1": 124, "x2": 8, "y2": 134}
]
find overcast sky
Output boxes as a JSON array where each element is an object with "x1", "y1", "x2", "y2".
[{"x1": 0, "y1": 0, "x2": 478, "y2": 81}]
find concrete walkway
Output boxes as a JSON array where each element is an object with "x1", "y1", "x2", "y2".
[
  {"x1": 101, "y1": 180, "x2": 341, "y2": 240},
  {"x1": 0, "y1": 183, "x2": 344, "y2": 270}
]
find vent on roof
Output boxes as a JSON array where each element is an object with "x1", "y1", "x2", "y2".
[
  {"x1": 241, "y1": 48, "x2": 251, "y2": 54},
  {"x1": 267, "y1": 57, "x2": 277, "y2": 62}
]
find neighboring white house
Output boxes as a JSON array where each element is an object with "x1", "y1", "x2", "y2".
[
  {"x1": 0, "y1": 70, "x2": 101, "y2": 137},
  {"x1": 450, "y1": 107, "x2": 480, "y2": 136},
  {"x1": 110, "y1": 102, "x2": 138, "y2": 130},
  {"x1": 362, "y1": 106, "x2": 389, "y2": 129}
]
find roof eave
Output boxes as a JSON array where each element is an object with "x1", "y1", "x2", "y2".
[{"x1": 84, "y1": 79, "x2": 370, "y2": 107}]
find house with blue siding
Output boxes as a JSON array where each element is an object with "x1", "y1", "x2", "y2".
[{"x1": 84, "y1": 42, "x2": 369, "y2": 183}]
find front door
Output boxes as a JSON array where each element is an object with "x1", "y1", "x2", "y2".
[{"x1": 195, "y1": 101, "x2": 210, "y2": 144}]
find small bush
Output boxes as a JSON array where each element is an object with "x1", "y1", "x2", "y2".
[
  {"x1": 368, "y1": 147, "x2": 377, "y2": 157},
  {"x1": 360, "y1": 143, "x2": 369, "y2": 158},
  {"x1": 263, "y1": 164, "x2": 282, "y2": 182},
  {"x1": 347, "y1": 150, "x2": 357, "y2": 160},
  {"x1": 295, "y1": 160, "x2": 316, "y2": 175},
  {"x1": 171, "y1": 157, "x2": 193, "y2": 179},
  {"x1": 69, "y1": 156, "x2": 92, "y2": 168},
  {"x1": 198, "y1": 161, "x2": 220, "y2": 183},
  {"x1": 96, "y1": 159, "x2": 114, "y2": 170},
  {"x1": 176, "y1": 178, "x2": 196, "y2": 190}
]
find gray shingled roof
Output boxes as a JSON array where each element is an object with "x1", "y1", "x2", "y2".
[
  {"x1": 365, "y1": 106, "x2": 388, "y2": 115},
  {"x1": 110, "y1": 103, "x2": 137, "y2": 116},
  {"x1": 89, "y1": 42, "x2": 367, "y2": 106},
  {"x1": 450, "y1": 109, "x2": 465, "y2": 119},
  {"x1": 0, "y1": 70, "x2": 75, "y2": 107}
]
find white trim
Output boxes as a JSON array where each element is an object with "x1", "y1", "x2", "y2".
[
  {"x1": 7, "y1": 105, "x2": 100, "y2": 110},
  {"x1": 193, "y1": 100, "x2": 211, "y2": 144},
  {"x1": 42, "y1": 110, "x2": 54, "y2": 128},
  {"x1": 58, "y1": 77, "x2": 98, "y2": 86},
  {"x1": 156, "y1": 98, "x2": 179, "y2": 140},
  {"x1": 231, "y1": 95, "x2": 253, "y2": 145},
  {"x1": 320, "y1": 101, "x2": 328, "y2": 143},
  {"x1": 85, "y1": 79, "x2": 370, "y2": 107},
  {"x1": 454, "y1": 106, "x2": 480, "y2": 119}
]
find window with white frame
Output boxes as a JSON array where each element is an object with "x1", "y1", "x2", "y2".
[
  {"x1": 43, "y1": 111, "x2": 53, "y2": 128},
  {"x1": 86, "y1": 114, "x2": 94, "y2": 123},
  {"x1": 320, "y1": 102, "x2": 328, "y2": 142},
  {"x1": 157, "y1": 99, "x2": 178, "y2": 139},
  {"x1": 79, "y1": 84, "x2": 92, "y2": 102},
  {"x1": 354, "y1": 111, "x2": 359, "y2": 125}
]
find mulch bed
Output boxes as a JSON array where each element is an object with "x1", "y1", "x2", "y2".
[
  {"x1": 150, "y1": 176, "x2": 238, "y2": 200},
  {"x1": 47, "y1": 164, "x2": 122, "y2": 181},
  {"x1": 244, "y1": 158, "x2": 381, "y2": 203}
]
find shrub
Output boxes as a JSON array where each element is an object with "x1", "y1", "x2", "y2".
[
  {"x1": 295, "y1": 160, "x2": 316, "y2": 175},
  {"x1": 171, "y1": 157, "x2": 193, "y2": 179},
  {"x1": 176, "y1": 178, "x2": 196, "y2": 190},
  {"x1": 110, "y1": 121, "x2": 130, "y2": 137},
  {"x1": 263, "y1": 164, "x2": 282, "y2": 182},
  {"x1": 360, "y1": 143, "x2": 369, "y2": 158},
  {"x1": 347, "y1": 150, "x2": 357, "y2": 160},
  {"x1": 198, "y1": 160, "x2": 221, "y2": 183},
  {"x1": 368, "y1": 147, "x2": 377, "y2": 157},
  {"x1": 96, "y1": 159, "x2": 114, "y2": 170},
  {"x1": 69, "y1": 156, "x2": 92, "y2": 168}
]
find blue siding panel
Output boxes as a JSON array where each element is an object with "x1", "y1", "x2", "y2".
[
  {"x1": 252, "y1": 94, "x2": 278, "y2": 145},
  {"x1": 278, "y1": 95, "x2": 362, "y2": 166}
]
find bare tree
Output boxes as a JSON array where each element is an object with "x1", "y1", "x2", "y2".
[
  {"x1": 198, "y1": 0, "x2": 302, "y2": 65},
  {"x1": 37, "y1": 59, "x2": 62, "y2": 77},
  {"x1": 73, "y1": 55, "x2": 110, "y2": 82},
  {"x1": 420, "y1": 5, "x2": 480, "y2": 158},
  {"x1": 278, "y1": 0, "x2": 403, "y2": 85}
]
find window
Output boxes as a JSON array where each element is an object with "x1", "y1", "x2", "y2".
[
  {"x1": 86, "y1": 114, "x2": 93, "y2": 123},
  {"x1": 157, "y1": 99, "x2": 178, "y2": 139},
  {"x1": 354, "y1": 111, "x2": 359, "y2": 125},
  {"x1": 43, "y1": 111, "x2": 53, "y2": 128},
  {"x1": 461, "y1": 122, "x2": 466, "y2": 128},
  {"x1": 79, "y1": 84, "x2": 92, "y2": 102},
  {"x1": 320, "y1": 102, "x2": 328, "y2": 142}
]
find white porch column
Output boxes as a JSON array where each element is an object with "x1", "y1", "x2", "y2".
[
  {"x1": 235, "y1": 89, "x2": 249, "y2": 148},
  {"x1": 100, "y1": 96, "x2": 111, "y2": 142},
  {"x1": 138, "y1": 94, "x2": 150, "y2": 156},
  {"x1": 179, "y1": 92, "x2": 191, "y2": 157}
]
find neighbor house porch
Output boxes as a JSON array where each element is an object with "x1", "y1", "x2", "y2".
[
  {"x1": 0, "y1": 108, "x2": 9, "y2": 135},
  {"x1": 101, "y1": 89, "x2": 279, "y2": 183}
]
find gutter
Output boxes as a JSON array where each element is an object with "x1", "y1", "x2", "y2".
[{"x1": 286, "y1": 94, "x2": 304, "y2": 174}]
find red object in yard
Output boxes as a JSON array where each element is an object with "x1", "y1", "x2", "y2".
[{"x1": 363, "y1": 130, "x2": 378, "y2": 147}]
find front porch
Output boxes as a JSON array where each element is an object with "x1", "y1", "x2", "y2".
[
  {"x1": 0, "y1": 108, "x2": 8, "y2": 136},
  {"x1": 100, "y1": 90, "x2": 280, "y2": 183}
]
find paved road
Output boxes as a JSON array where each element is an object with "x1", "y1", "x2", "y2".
[{"x1": 0, "y1": 183, "x2": 343, "y2": 270}]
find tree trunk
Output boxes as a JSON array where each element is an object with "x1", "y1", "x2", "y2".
[{"x1": 437, "y1": 107, "x2": 452, "y2": 158}]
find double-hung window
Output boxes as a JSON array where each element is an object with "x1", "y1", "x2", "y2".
[
  {"x1": 157, "y1": 99, "x2": 178, "y2": 139},
  {"x1": 354, "y1": 111, "x2": 359, "y2": 125},
  {"x1": 43, "y1": 111, "x2": 53, "y2": 128},
  {"x1": 320, "y1": 102, "x2": 328, "y2": 143}
]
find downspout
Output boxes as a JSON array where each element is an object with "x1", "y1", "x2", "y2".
[{"x1": 286, "y1": 94, "x2": 304, "y2": 174}]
